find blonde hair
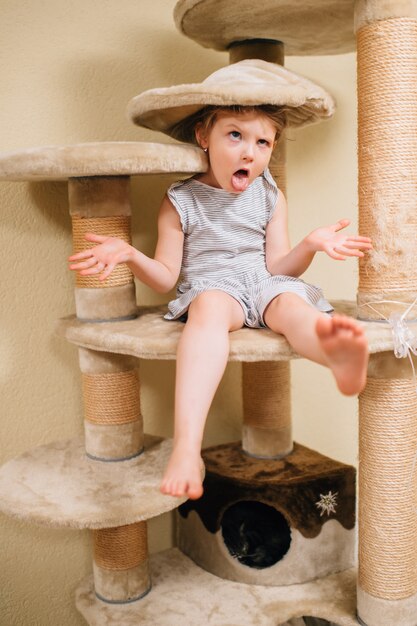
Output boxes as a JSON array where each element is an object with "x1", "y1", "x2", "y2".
[{"x1": 170, "y1": 105, "x2": 287, "y2": 145}]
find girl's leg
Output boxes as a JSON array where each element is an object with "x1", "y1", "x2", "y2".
[
  {"x1": 263, "y1": 293, "x2": 368, "y2": 395},
  {"x1": 160, "y1": 290, "x2": 245, "y2": 499}
]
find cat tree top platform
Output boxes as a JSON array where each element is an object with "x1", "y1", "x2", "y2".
[
  {"x1": 56, "y1": 302, "x2": 400, "y2": 362},
  {"x1": 0, "y1": 142, "x2": 207, "y2": 181},
  {"x1": 0, "y1": 436, "x2": 188, "y2": 529},
  {"x1": 174, "y1": 0, "x2": 357, "y2": 55},
  {"x1": 76, "y1": 548, "x2": 359, "y2": 626}
]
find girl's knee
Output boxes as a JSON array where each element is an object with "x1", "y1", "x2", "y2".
[
  {"x1": 188, "y1": 290, "x2": 243, "y2": 329},
  {"x1": 267, "y1": 292, "x2": 303, "y2": 314},
  {"x1": 263, "y1": 292, "x2": 305, "y2": 329}
]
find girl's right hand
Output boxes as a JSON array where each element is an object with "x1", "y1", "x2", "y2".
[{"x1": 68, "y1": 232, "x2": 133, "y2": 281}]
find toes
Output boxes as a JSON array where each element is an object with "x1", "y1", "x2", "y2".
[
  {"x1": 330, "y1": 314, "x2": 365, "y2": 337},
  {"x1": 315, "y1": 315, "x2": 333, "y2": 338},
  {"x1": 160, "y1": 476, "x2": 203, "y2": 500},
  {"x1": 173, "y1": 480, "x2": 188, "y2": 497},
  {"x1": 187, "y1": 482, "x2": 204, "y2": 500}
]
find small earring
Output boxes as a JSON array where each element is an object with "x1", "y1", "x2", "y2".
[{"x1": 203, "y1": 147, "x2": 208, "y2": 153}]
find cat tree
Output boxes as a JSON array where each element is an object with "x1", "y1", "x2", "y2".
[{"x1": 0, "y1": 1, "x2": 416, "y2": 625}]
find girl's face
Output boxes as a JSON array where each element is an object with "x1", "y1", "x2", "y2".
[{"x1": 195, "y1": 111, "x2": 276, "y2": 193}]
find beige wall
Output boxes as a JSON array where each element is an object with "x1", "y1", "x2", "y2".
[{"x1": 0, "y1": 1, "x2": 358, "y2": 624}]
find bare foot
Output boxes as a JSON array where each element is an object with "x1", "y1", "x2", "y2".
[
  {"x1": 316, "y1": 314, "x2": 368, "y2": 395},
  {"x1": 160, "y1": 442, "x2": 204, "y2": 500}
]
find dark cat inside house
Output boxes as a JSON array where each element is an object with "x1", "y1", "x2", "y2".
[{"x1": 220, "y1": 500, "x2": 291, "y2": 569}]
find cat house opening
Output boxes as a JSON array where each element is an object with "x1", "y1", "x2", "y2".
[{"x1": 220, "y1": 500, "x2": 291, "y2": 569}]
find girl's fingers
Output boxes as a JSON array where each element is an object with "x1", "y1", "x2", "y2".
[
  {"x1": 79, "y1": 268, "x2": 94, "y2": 275},
  {"x1": 69, "y1": 257, "x2": 97, "y2": 270},
  {"x1": 333, "y1": 219, "x2": 350, "y2": 232},
  {"x1": 83, "y1": 262, "x2": 105, "y2": 275},
  {"x1": 99, "y1": 263, "x2": 115, "y2": 280},
  {"x1": 84, "y1": 232, "x2": 107, "y2": 243},
  {"x1": 68, "y1": 249, "x2": 94, "y2": 261},
  {"x1": 336, "y1": 247, "x2": 364, "y2": 257},
  {"x1": 347, "y1": 236, "x2": 372, "y2": 243},
  {"x1": 326, "y1": 247, "x2": 347, "y2": 260},
  {"x1": 343, "y1": 241, "x2": 372, "y2": 250}
]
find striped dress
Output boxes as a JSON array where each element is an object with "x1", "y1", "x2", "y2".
[{"x1": 165, "y1": 169, "x2": 332, "y2": 328}]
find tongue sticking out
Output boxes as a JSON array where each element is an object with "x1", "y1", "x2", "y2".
[{"x1": 232, "y1": 169, "x2": 249, "y2": 192}]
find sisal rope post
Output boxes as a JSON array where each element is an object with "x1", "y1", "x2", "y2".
[
  {"x1": 229, "y1": 40, "x2": 292, "y2": 458},
  {"x1": 69, "y1": 176, "x2": 137, "y2": 322},
  {"x1": 92, "y1": 522, "x2": 151, "y2": 603},
  {"x1": 356, "y1": 16, "x2": 417, "y2": 320},
  {"x1": 80, "y1": 352, "x2": 144, "y2": 461},
  {"x1": 355, "y1": 3, "x2": 417, "y2": 623},
  {"x1": 68, "y1": 179, "x2": 145, "y2": 603},
  {"x1": 358, "y1": 353, "x2": 417, "y2": 625}
]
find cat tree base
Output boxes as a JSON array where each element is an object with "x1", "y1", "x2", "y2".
[{"x1": 75, "y1": 548, "x2": 359, "y2": 626}]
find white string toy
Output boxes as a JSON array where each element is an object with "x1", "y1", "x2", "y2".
[{"x1": 360, "y1": 297, "x2": 417, "y2": 391}]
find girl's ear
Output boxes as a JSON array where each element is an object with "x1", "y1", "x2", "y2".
[{"x1": 195, "y1": 123, "x2": 208, "y2": 150}]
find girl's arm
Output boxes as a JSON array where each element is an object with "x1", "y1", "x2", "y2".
[
  {"x1": 265, "y1": 190, "x2": 372, "y2": 277},
  {"x1": 68, "y1": 195, "x2": 184, "y2": 294}
]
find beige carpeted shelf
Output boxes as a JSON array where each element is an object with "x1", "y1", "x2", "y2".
[
  {"x1": 174, "y1": 0, "x2": 357, "y2": 55},
  {"x1": 0, "y1": 142, "x2": 207, "y2": 181},
  {"x1": 56, "y1": 301, "x2": 400, "y2": 362},
  {"x1": 0, "y1": 435, "x2": 187, "y2": 529},
  {"x1": 76, "y1": 547, "x2": 358, "y2": 626}
]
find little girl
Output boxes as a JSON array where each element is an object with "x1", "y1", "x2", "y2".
[{"x1": 69, "y1": 104, "x2": 371, "y2": 501}]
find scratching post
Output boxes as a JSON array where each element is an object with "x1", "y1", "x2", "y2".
[
  {"x1": 92, "y1": 522, "x2": 151, "y2": 603},
  {"x1": 231, "y1": 40, "x2": 292, "y2": 459},
  {"x1": 242, "y1": 361, "x2": 292, "y2": 457},
  {"x1": 358, "y1": 354, "x2": 417, "y2": 626},
  {"x1": 79, "y1": 349, "x2": 143, "y2": 462},
  {"x1": 69, "y1": 176, "x2": 137, "y2": 322},
  {"x1": 70, "y1": 173, "x2": 153, "y2": 603},
  {"x1": 355, "y1": 1, "x2": 417, "y2": 624}
]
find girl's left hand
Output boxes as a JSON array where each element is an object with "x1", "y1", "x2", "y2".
[
  {"x1": 68, "y1": 233, "x2": 133, "y2": 280},
  {"x1": 305, "y1": 219, "x2": 372, "y2": 260}
]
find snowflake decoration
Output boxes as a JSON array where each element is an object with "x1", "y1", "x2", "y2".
[{"x1": 315, "y1": 491, "x2": 338, "y2": 517}]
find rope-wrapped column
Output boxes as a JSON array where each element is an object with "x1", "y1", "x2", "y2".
[
  {"x1": 69, "y1": 176, "x2": 137, "y2": 322},
  {"x1": 79, "y1": 348, "x2": 143, "y2": 462},
  {"x1": 69, "y1": 176, "x2": 150, "y2": 603},
  {"x1": 358, "y1": 354, "x2": 417, "y2": 625},
  {"x1": 92, "y1": 522, "x2": 151, "y2": 603},
  {"x1": 355, "y1": 2, "x2": 417, "y2": 623},
  {"x1": 229, "y1": 41, "x2": 292, "y2": 459}
]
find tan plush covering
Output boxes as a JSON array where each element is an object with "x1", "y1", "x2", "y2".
[
  {"x1": 174, "y1": 0, "x2": 356, "y2": 55},
  {"x1": 93, "y1": 561, "x2": 151, "y2": 604},
  {"x1": 355, "y1": 0, "x2": 417, "y2": 32},
  {"x1": 75, "y1": 548, "x2": 359, "y2": 625},
  {"x1": 69, "y1": 176, "x2": 131, "y2": 218},
  {"x1": 0, "y1": 435, "x2": 190, "y2": 529},
  {"x1": 367, "y1": 351, "x2": 414, "y2": 379},
  {"x1": 242, "y1": 424, "x2": 293, "y2": 458},
  {"x1": 84, "y1": 420, "x2": 143, "y2": 461},
  {"x1": 0, "y1": 142, "x2": 207, "y2": 181},
  {"x1": 56, "y1": 301, "x2": 404, "y2": 362},
  {"x1": 357, "y1": 587, "x2": 417, "y2": 626},
  {"x1": 74, "y1": 284, "x2": 138, "y2": 321},
  {"x1": 127, "y1": 59, "x2": 335, "y2": 143},
  {"x1": 178, "y1": 511, "x2": 355, "y2": 586},
  {"x1": 78, "y1": 348, "x2": 137, "y2": 374}
]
